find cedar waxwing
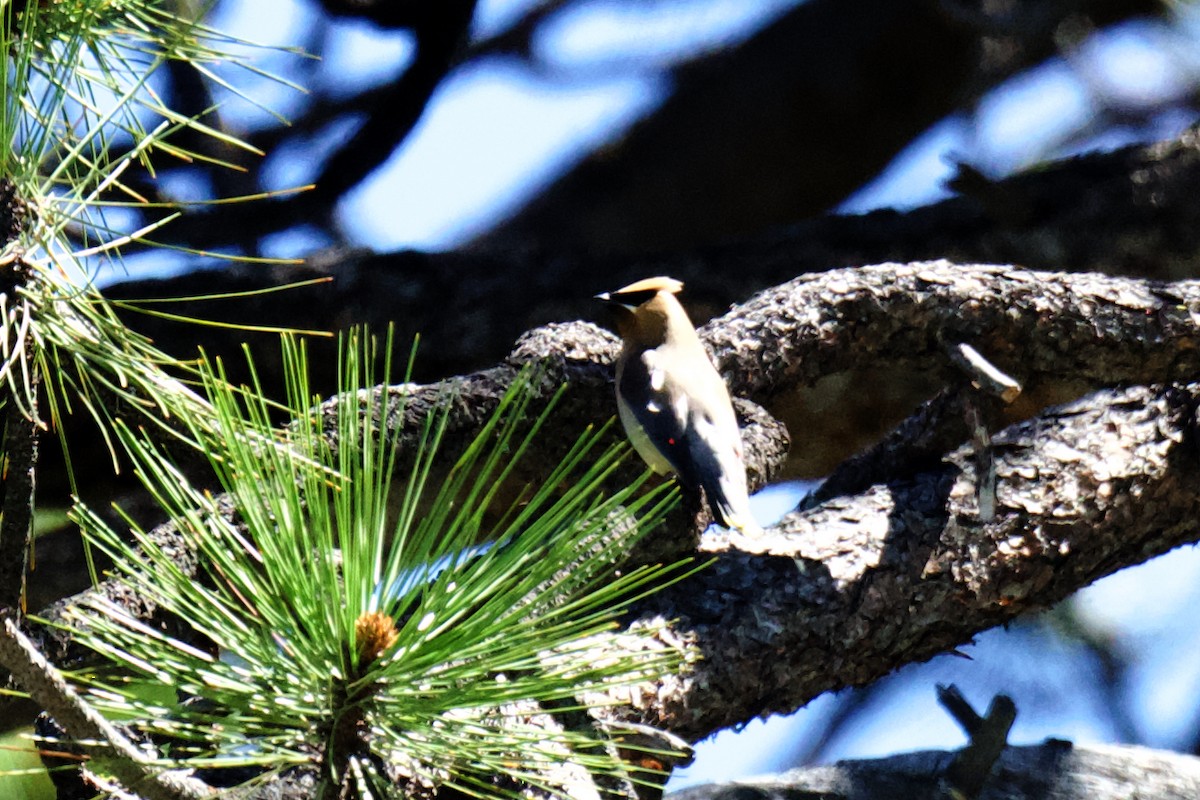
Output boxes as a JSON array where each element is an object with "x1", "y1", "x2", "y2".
[{"x1": 596, "y1": 277, "x2": 761, "y2": 535}]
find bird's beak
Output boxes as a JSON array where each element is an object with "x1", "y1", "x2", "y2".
[{"x1": 596, "y1": 291, "x2": 638, "y2": 315}]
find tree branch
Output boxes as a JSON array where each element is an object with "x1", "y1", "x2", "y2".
[
  {"x1": 938, "y1": 685, "x2": 1017, "y2": 798},
  {"x1": 667, "y1": 740, "x2": 1200, "y2": 800},
  {"x1": 599, "y1": 380, "x2": 1200, "y2": 740},
  {"x1": 307, "y1": 1, "x2": 478, "y2": 207},
  {"x1": 0, "y1": 617, "x2": 214, "y2": 799},
  {"x1": 705, "y1": 261, "x2": 1200, "y2": 399}
]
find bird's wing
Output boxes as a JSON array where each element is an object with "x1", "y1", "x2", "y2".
[
  {"x1": 617, "y1": 350, "x2": 697, "y2": 483},
  {"x1": 687, "y1": 412, "x2": 757, "y2": 533},
  {"x1": 620, "y1": 349, "x2": 760, "y2": 534}
]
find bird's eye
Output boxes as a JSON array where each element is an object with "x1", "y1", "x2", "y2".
[{"x1": 613, "y1": 289, "x2": 658, "y2": 306}]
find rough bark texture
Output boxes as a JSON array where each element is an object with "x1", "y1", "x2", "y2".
[
  {"x1": 11, "y1": 1, "x2": 1197, "y2": 795},
  {"x1": 705, "y1": 261, "x2": 1200, "y2": 397},
  {"x1": 669, "y1": 741, "x2": 1200, "y2": 799},
  {"x1": 607, "y1": 380, "x2": 1200, "y2": 740},
  {"x1": 63, "y1": 125, "x2": 1200, "y2": 491}
]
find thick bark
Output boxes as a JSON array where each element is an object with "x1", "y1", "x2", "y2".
[
  {"x1": 704, "y1": 261, "x2": 1200, "y2": 398},
  {"x1": 0, "y1": 397, "x2": 38, "y2": 611},
  {"x1": 605, "y1": 379, "x2": 1200, "y2": 740}
]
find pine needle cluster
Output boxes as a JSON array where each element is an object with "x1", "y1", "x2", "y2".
[{"x1": 60, "y1": 333, "x2": 687, "y2": 798}]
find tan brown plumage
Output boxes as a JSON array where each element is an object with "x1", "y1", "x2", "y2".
[{"x1": 596, "y1": 277, "x2": 759, "y2": 534}]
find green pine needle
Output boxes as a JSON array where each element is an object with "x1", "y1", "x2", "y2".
[
  {"x1": 0, "y1": 0, "x2": 312, "y2": 499},
  {"x1": 58, "y1": 330, "x2": 689, "y2": 797}
]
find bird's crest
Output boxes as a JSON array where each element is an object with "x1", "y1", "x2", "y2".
[{"x1": 612, "y1": 276, "x2": 683, "y2": 296}]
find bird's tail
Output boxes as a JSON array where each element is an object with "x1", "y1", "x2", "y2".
[{"x1": 705, "y1": 471, "x2": 762, "y2": 537}]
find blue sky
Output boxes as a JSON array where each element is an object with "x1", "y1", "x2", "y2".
[
  {"x1": 336, "y1": 0, "x2": 804, "y2": 250},
  {"x1": 197, "y1": 0, "x2": 1200, "y2": 258}
]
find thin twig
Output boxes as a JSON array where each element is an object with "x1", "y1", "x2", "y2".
[
  {"x1": 950, "y1": 343, "x2": 1022, "y2": 403},
  {"x1": 0, "y1": 616, "x2": 214, "y2": 800},
  {"x1": 937, "y1": 684, "x2": 1017, "y2": 799},
  {"x1": 948, "y1": 343, "x2": 1020, "y2": 522}
]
